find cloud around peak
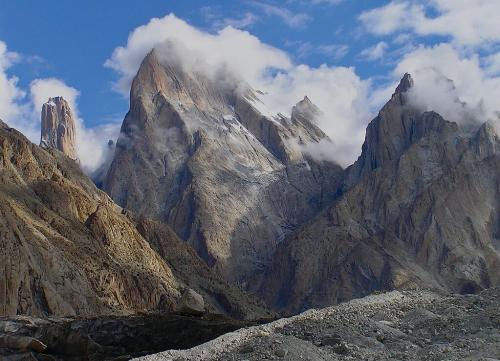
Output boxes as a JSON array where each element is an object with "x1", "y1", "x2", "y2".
[
  {"x1": 396, "y1": 43, "x2": 500, "y2": 125},
  {"x1": 105, "y1": 13, "x2": 374, "y2": 166},
  {"x1": 105, "y1": 14, "x2": 291, "y2": 97}
]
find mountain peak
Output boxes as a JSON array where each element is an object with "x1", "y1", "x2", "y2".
[
  {"x1": 292, "y1": 95, "x2": 322, "y2": 124},
  {"x1": 40, "y1": 96, "x2": 78, "y2": 160},
  {"x1": 301, "y1": 95, "x2": 312, "y2": 104},
  {"x1": 395, "y1": 73, "x2": 414, "y2": 94}
]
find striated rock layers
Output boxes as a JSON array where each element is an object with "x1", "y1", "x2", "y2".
[
  {"x1": 0, "y1": 119, "x2": 270, "y2": 319},
  {"x1": 104, "y1": 49, "x2": 343, "y2": 286},
  {"x1": 261, "y1": 74, "x2": 500, "y2": 313},
  {"x1": 40, "y1": 96, "x2": 78, "y2": 160}
]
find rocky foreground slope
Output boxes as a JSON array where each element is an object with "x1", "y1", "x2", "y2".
[
  {"x1": 0, "y1": 119, "x2": 269, "y2": 319},
  {"x1": 138, "y1": 288, "x2": 500, "y2": 361},
  {"x1": 0, "y1": 313, "x2": 263, "y2": 360}
]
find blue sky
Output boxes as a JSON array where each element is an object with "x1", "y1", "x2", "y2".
[
  {"x1": 0, "y1": 0, "x2": 392, "y2": 127},
  {"x1": 1, "y1": 0, "x2": 500, "y2": 169}
]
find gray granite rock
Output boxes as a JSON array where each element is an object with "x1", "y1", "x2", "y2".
[
  {"x1": 40, "y1": 96, "x2": 78, "y2": 160},
  {"x1": 103, "y1": 49, "x2": 343, "y2": 286},
  {"x1": 260, "y1": 74, "x2": 500, "y2": 313}
]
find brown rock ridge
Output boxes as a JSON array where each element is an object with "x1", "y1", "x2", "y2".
[
  {"x1": 40, "y1": 96, "x2": 78, "y2": 160},
  {"x1": 104, "y1": 48, "x2": 343, "y2": 286},
  {"x1": 0, "y1": 119, "x2": 270, "y2": 319},
  {"x1": 260, "y1": 74, "x2": 500, "y2": 313}
]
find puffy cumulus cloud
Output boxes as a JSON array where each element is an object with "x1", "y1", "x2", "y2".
[
  {"x1": 359, "y1": 1, "x2": 500, "y2": 133},
  {"x1": 256, "y1": 65, "x2": 371, "y2": 166},
  {"x1": 106, "y1": 13, "x2": 374, "y2": 166},
  {"x1": 0, "y1": 41, "x2": 27, "y2": 130},
  {"x1": 359, "y1": 1, "x2": 414, "y2": 36},
  {"x1": 394, "y1": 43, "x2": 500, "y2": 126},
  {"x1": 0, "y1": 40, "x2": 120, "y2": 178},
  {"x1": 105, "y1": 13, "x2": 291, "y2": 96},
  {"x1": 360, "y1": 0, "x2": 500, "y2": 47},
  {"x1": 77, "y1": 122, "x2": 121, "y2": 177},
  {"x1": 30, "y1": 78, "x2": 80, "y2": 117}
]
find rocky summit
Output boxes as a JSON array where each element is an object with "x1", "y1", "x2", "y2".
[
  {"x1": 260, "y1": 74, "x2": 500, "y2": 313},
  {"x1": 40, "y1": 96, "x2": 78, "y2": 161},
  {"x1": 104, "y1": 48, "x2": 343, "y2": 286},
  {"x1": 104, "y1": 55, "x2": 500, "y2": 315}
]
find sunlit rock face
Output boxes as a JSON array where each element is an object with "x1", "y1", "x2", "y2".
[
  {"x1": 40, "y1": 96, "x2": 78, "y2": 160},
  {"x1": 104, "y1": 49, "x2": 343, "y2": 286},
  {"x1": 0, "y1": 120, "x2": 270, "y2": 319}
]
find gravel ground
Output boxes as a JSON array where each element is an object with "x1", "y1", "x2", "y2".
[{"x1": 136, "y1": 288, "x2": 500, "y2": 361}]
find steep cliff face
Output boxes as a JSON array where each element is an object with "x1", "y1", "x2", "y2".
[
  {"x1": 40, "y1": 96, "x2": 78, "y2": 160},
  {"x1": 261, "y1": 75, "x2": 500, "y2": 313},
  {"x1": 104, "y1": 50, "x2": 343, "y2": 285},
  {"x1": 0, "y1": 120, "x2": 270, "y2": 319}
]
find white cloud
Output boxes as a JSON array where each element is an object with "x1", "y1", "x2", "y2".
[
  {"x1": 76, "y1": 122, "x2": 121, "y2": 176},
  {"x1": 0, "y1": 41, "x2": 26, "y2": 128},
  {"x1": 105, "y1": 14, "x2": 291, "y2": 96},
  {"x1": 0, "y1": 40, "x2": 120, "y2": 177},
  {"x1": 392, "y1": 33, "x2": 412, "y2": 45},
  {"x1": 257, "y1": 65, "x2": 371, "y2": 166},
  {"x1": 394, "y1": 43, "x2": 500, "y2": 125},
  {"x1": 106, "y1": 14, "x2": 374, "y2": 166},
  {"x1": 360, "y1": 0, "x2": 500, "y2": 47},
  {"x1": 358, "y1": 1, "x2": 500, "y2": 133},
  {"x1": 359, "y1": 1, "x2": 414, "y2": 36},
  {"x1": 30, "y1": 78, "x2": 120, "y2": 175},
  {"x1": 104, "y1": 13, "x2": 500, "y2": 167},
  {"x1": 30, "y1": 78, "x2": 80, "y2": 118},
  {"x1": 361, "y1": 41, "x2": 389, "y2": 60},
  {"x1": 484, "y1": 53, "x2": 500, "y2": 76}
]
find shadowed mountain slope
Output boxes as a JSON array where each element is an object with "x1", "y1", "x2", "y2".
[{"x1": 260, "y1": 75, "x2": 500, "y2": 313}]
